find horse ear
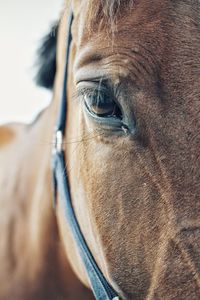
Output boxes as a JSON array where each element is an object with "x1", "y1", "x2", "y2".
[{"x1": 34, "y1": 22, "x2": 58, "y2": 90}]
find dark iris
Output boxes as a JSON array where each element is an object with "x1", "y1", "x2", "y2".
[{"x1": 84, "y1": 91, "x2": 122, "y2": 119}]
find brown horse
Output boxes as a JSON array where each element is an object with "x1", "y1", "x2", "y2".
[{"x1": 0, "y1": 0, "x2": 200, "y2": 299}]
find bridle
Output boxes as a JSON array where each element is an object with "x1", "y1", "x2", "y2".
[{"x1": 52, "y1": 13, "x2": 120, "y2": 300}]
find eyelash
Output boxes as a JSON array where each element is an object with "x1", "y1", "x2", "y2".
[{"x1": 77, "y1": 85, "x2": 108, "y2": 100}]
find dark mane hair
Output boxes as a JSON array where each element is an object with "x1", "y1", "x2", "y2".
[{"x1": 35, "y1": 22, "x2": 58, "y2": 90}]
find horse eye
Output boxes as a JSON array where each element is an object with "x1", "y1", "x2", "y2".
[{"x1": 84, "y1": 92, "x2": 122, "y2": 119}]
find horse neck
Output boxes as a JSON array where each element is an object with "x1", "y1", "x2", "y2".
[
  {"x1": 0, "y1": 100, "x2": 93, "y2": 300},
  {"x1": 25, "y1": 104, "x2": 61, "y2": 273},
  {"x1": 22, "y1": 103, "x2": 91, "y2": 298},
  {"x1": 8, "y1": 103, "x2": 67, "y2": 288}
]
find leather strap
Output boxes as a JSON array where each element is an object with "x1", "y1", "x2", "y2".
[{"x1": 52, "y1": 12, "x2": 120, "y2": 300}]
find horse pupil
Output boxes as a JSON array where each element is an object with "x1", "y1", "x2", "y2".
[{"x1": 84, "y1": 92, "x2": 122, "y2": 119}]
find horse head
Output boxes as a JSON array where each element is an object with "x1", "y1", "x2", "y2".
[{"x1": 39, "y1": 0, "x2": 200, "y2": 298}]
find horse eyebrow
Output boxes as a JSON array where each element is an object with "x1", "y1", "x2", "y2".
[{"x1": 34, "y1": 21, "x2": 58, "y2": 90}]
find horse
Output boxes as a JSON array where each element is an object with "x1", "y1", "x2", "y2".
[{"x1": 0, "y1": 0, "x2": 200, "y2": 299}]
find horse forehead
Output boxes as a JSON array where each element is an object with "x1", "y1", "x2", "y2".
[
  {"x1": 72, "y1": 3, "x2": 168, "y2": 77},
  {"x1": 72, "y1": 0, "x2": 199, "y2": 86},
  {"x1": 73, "y1": 0, "x2": 199, "y2": 48},
  {"x1": 75, "y1": 6, "x2": 165, "y2": 43},
  {"x1": 73, "y1": 3, "x2": 173, "y2": 74}
]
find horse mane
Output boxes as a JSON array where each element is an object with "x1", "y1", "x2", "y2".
[{"x1": 35, "y1": 22, "x2": 58, "y2": 90}]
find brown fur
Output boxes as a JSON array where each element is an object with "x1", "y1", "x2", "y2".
[
  {"x1": 0, "y1": 0, "x2": 200, "y2": 299},
  {"x1": 0, "y1": 126, "x2": 16, "y2": 147},
  {"x1": 86, "y1": 0, "x2": 134, "y2": 27},
  {"x1": 0, "y1": 114, "x2": 94, "y2": 299}
]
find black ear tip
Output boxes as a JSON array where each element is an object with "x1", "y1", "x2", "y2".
[{"x1": 34, "y1": 22, "x2": 58, "y2": 90}]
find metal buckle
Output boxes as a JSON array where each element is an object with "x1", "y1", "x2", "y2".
[{"x1": 52, "y1": 130, "x2": 64, "y2": 154}]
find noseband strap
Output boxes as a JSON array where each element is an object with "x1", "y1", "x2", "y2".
[{"x1": 52, "y1": 13, "x2": 120, "y2": 300}]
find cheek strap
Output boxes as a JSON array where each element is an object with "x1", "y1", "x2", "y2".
[{"x1": 52, "y1": 12, "x2": 120, "y2": 300}]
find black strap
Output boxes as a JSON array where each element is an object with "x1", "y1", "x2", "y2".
[
  {"x1": 55, "y1": 13, "x2": 73, "y2": 134},
  {"x1": 52, "y1": 12, "x2": 120, "y2": 300}
]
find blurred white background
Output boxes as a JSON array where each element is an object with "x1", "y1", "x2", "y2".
[{"x1": 0, "y1": 0, "x2": 63, "y2": 124}]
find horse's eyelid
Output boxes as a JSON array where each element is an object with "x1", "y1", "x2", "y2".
[{"x1": 76, "y1": 87, "x2": 107, "y2": 99}]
